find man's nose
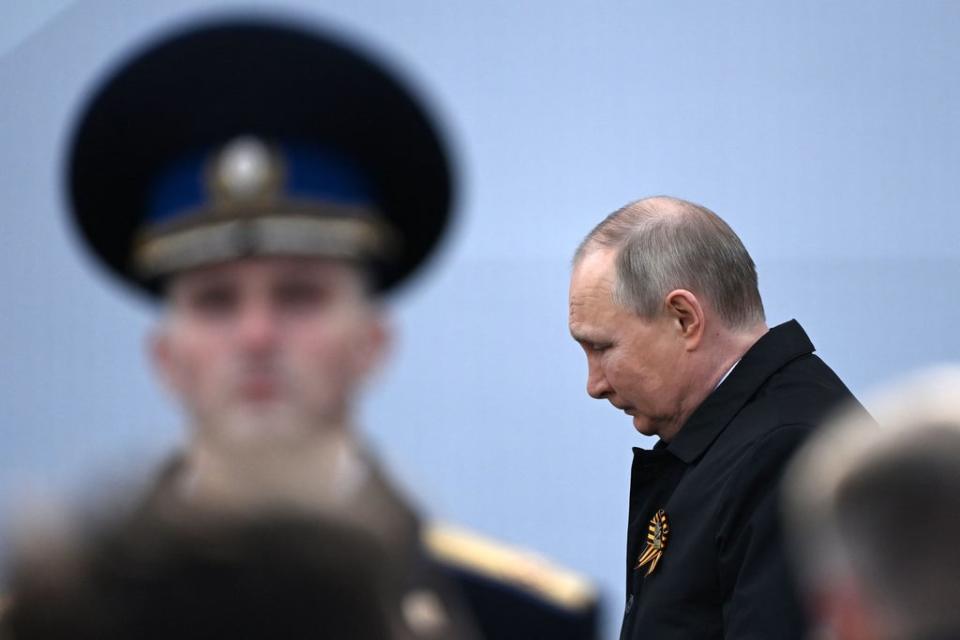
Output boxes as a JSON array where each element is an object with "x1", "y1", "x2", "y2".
[
  {"x1": 586, "y1": 362, "x2": 612, "y2": 399},
  {"x1": 234, "y1": 301, "x2": 280, "y2": 352}
]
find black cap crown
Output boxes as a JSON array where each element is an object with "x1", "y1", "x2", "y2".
[{"x1": 67, "y1": 16, "x2": 454, "y2": 298}]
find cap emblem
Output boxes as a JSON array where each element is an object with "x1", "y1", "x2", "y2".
[{"x1": 209, "y1": 136, "x2": 284, "y2": 205}]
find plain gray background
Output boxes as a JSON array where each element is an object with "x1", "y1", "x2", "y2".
[{"x1": 2, "y1": 1, "x2": 958, "y2": 636}]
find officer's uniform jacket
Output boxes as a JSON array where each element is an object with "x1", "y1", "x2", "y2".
[
  {"x1": 621, "y1": 320, "x2": 860, "y2": 639},
  {"x1": 148, "y1": 448, "x2": 600, "y2": 640}
]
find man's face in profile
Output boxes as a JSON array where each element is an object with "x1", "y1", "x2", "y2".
[
  {"x1": 151, "y1": 256, "x2": 388, "y2": 446},
  {"x1": 569, "y1": 249, "x2": 688, "y2": 439}
]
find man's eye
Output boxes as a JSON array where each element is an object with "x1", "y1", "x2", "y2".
[
  {"x1": 188, "y1": 287, "x2": 237, "y2": 314},
  {"x1": 274, "y1": 282, "x2": 328, "y2": 309}
]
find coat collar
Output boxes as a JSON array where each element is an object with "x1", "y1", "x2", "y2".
[{"x1": 664, "y1": 319, "x2": 815, "y2": 465}]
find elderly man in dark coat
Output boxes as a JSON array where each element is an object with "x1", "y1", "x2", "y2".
[{"x1": 568, "y1": 196, "x2": 861, "y2": 639}]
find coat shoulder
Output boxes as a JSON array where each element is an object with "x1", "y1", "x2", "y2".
[{"x1": 741, "y1": 354, "x2": 859, "y2": 438}]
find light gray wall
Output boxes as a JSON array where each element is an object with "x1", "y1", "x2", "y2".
[{"x1": 2, "y1": 1, "x2": 958, "y2": 636}]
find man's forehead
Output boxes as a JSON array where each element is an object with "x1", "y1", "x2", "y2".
[
  {"x1": 570, "y1": 250, "x2": 617, "y2": 300},
  {"x1": 569, "y1": 250, "x2": 621, "y2": 332}
]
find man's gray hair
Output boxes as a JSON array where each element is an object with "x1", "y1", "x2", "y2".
[
  {"x1": 783, "y1": 368, "x2": 960, "y2": 639},
  {"x1": 573, "y1": 196, "x2": 764, "y2": 330}
]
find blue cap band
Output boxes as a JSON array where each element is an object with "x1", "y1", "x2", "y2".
[
  {"x1": 133, "y1": 137, "x2": 393, "y2": 278},
  {"x1": 146, "y1": 138, "x2": 376, "y2": 227}
]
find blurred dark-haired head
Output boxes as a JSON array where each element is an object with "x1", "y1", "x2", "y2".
[{"x1": 1, "y1": 508, "x2": 398, "y2": 640}]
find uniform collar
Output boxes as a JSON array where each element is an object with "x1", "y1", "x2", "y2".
[{"x1": 664, "y1": 319, "x2": 815, "y2": 464}]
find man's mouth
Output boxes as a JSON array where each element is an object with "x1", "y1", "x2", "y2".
[
  {"x1": 238, "y1": 377, "x2": 280, "y2": 401},
  {"x1": 611, "y1": 402, "x2": 634, "y2": 416}
]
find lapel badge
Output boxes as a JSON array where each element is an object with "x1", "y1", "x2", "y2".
[{"x1": 636, "y1": 509, "x2": 669, "y2": 576}]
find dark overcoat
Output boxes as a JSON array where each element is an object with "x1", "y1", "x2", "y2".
[{"x1": 621, "y1": 320, "x2": 861, "y2": 639}]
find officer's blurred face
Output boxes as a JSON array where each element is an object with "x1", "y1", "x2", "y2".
[
  {"x1": 151, "y1": 257, "x2": 388, "y2": 445},
  {"x1": 568, "y1": 248, "x2": 694, "y2": 441}
]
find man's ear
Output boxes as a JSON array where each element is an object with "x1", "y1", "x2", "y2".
[
  {"x1": 148, "y1": 327, "x2": 182, "y2": 396},
  {"x1": 664, "y1": 289, "x2": 705, "y2": 350},
  {"x1": 356, "y1": 309, "x2": 392, "y2": 380}
]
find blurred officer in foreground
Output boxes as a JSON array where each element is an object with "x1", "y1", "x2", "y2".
[
  {"x1": 55, "y1": 15, "x2": 598, "y2": 639},
  {"x1": 784, "y1": 368, "x2": 960, "y2": 640},
  {"x1": 569, "y1": 196, "x2": 862, "y2": 638}
]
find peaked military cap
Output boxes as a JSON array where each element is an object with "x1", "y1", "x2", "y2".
[{"x1": 66, "y1": 16, "x2": 454, "y2": 298}]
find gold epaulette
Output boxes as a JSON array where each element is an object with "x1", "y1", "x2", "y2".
[{"x1": 423, "y1": 522, "x2": 597, "y2": 611}]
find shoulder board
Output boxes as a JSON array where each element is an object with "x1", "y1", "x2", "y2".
[{"x1": 422, "y1": 522, "x2": 597, "y2": 611}]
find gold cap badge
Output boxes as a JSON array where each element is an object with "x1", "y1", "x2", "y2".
[
  {"x1": 635, "y1": 509, "x2": 669, "y2": 576},
  {"x1": 208, "y1": 136, "x2": 285, "y2": 206}
]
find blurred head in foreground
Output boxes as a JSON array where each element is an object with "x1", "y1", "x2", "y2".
[
  {"x1": 783, "y1": 367, "x2": 960, "y2": 640},
  {"x1": 0, "y1": 507, "x2": 400, "y2": 640}
]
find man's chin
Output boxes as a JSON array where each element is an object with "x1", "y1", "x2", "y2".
[
  {"x1": 204, "y1": 410, "x2": 316, "y2": 449},
  {"x1": 631, "y1": 415, "x2": 660, "y2": 438}
]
